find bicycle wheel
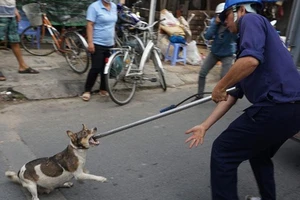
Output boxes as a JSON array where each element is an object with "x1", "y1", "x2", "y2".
[
  {"x1": 105, "y1": 51, "x2": 137, "y2": 105},
  {"x1": 62, "y1": 31, "x2": 90, "y2": 74},
  {"x1": 20, "y1": 25, "x2": 56, "y2": 56},
  {"x1": 152, "y1": 49, "x2": 167, "y2": 91}
]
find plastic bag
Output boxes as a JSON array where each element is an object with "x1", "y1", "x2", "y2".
[
  {"x1": 160, "y1": 9, "x2": 179, "y2": 26},
  {"x1": 110, "y1": 57, "x2": 124, "y2": 77},
  {"x1": 160, "y1": 25, "x2": 185, "y2": 36},
  {"x1": 178, "y1": 16, "x2": 192, "y2": 43},
  {"x1": 186, "y1": 40, "x2": 203, "y2": 66},
  {"x1": 157, "y1": 33, "x2": 170, "y2": 59},
  {"x1": 169, "y1": 35, "x2": 186, "y2": 44}
]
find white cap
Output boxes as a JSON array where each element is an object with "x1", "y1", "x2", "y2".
[
  {"x1": 242, "y1": 3, "x2": 258, "y2": 13},
  {"x1": 215, "y1": 3, "x2": 226, "y2": 14}
]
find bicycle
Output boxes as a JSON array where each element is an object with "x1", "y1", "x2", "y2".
[
  {"x1": 20, "y1": 2, "x2": 89, "y2": 74},
  {"x1": 104, "y1": 19, "x2": 167, "y2": 105},
  {"x1": 115, "y1": 2, "x2": 145, "y2": 63},
  {"x1": 200, "y1": 11, "x2": 213, "y2": 49}
]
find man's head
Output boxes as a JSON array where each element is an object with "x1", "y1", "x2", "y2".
[{"x1": 219, "y1": 0, "x2": 263, "y2": 33}]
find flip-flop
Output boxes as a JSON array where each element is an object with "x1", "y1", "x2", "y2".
[
  {"x1": 82, "y1": 92, "x2": 91, "y2": 101},
  {"x1": 0, "y1": 71, "x2": 6, "y2": 81},
  {"x1": 18, "y1": 67, "x2": 39, "y2": 74}
]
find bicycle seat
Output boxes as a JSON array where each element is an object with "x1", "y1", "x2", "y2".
[{"x1": 122, "y1": 23, "x2": 135, "y2": 28}]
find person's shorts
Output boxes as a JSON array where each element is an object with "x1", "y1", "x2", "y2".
[{"x1": 0, "y1": 17, "x2": 20, "y2": 43}]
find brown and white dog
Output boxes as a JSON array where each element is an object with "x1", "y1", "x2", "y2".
[{"x1": 5, "y1": 124, "x2": 106, "y2": 200}]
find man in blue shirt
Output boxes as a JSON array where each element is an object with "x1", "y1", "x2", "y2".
[
  {"x1": 185, "y1": 0, "x2": 300, "y2": 200},
  {"x1": 195, "y1": 2, "x2": 236, "y2": 100}
]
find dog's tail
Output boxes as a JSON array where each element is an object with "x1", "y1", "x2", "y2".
[{"x1": 5, "y1": 171, "x2": 21, "y2": 184}]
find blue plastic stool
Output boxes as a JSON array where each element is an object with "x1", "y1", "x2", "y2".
[
  {"x1": 18, "y1": 20, "x2": 31, "y2": 34},
  {"x1": 18, "y1": 20, "x2": 41, "y2": 49},
  {"x1": 164, "y1": 42, "x2": 187, "y2": 66}
]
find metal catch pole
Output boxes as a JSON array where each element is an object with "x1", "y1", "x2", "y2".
[{"x1": 93, "y1": 87, "x2": 236, "y2": 139}]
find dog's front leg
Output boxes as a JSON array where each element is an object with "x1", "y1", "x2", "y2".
[{"x1": 75, "y1": 173, "x2": 107, "y2": 183}]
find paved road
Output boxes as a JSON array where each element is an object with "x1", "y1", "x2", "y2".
[{"x1": 1, "y1": 86, "x2": 300, "y2": 200}]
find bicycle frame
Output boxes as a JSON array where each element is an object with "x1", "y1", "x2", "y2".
[
  {"x1": 21, "y1": 2, "x2": 90, "y2": 73},
  {"x1": 105, "y1": 19, "x2": 164, "y2": 78},
  {"x1": 112, "y1": 40, "x2": 163, "y2": 78},
  {"x1": 103, "y1": 19, "x2": 167, "y2": 105},
  {"x1": 107, "y1": 41, "x2": 154, "y2": 77},
  {"x1": 39, "y1": 14, "x2": 88, "y2": 53},
  {"x1": 138, "y1": 40, "x2": 155, "y2": 74},
  {"x1": 40, "y1": 13, "x2": 61, "y2": 50}
]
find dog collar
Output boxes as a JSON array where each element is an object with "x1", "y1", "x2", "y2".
[{"x1": 69, "y1": 142, "x2": 89, "y2": 150}]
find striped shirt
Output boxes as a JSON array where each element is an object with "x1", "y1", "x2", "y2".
[{"x1": 0, "y1": 0, "x2": 16, "y2": 17}]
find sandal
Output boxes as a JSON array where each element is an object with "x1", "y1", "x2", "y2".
[
  {"x1": 82, "y1": 92, "x2": 91, "y2": 101},
  {"x1": 0, "y1": 71, "x2": 6, "y2": 81},
  {"x1": 18, "y1": 67, "x2": 39, "y2": 74},
  {"x1": 99, "y1": 91, "x2": 109, "y2": 97}
]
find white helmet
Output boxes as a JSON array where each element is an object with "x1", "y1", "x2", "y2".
[{"x1": 215, "y1": 3, "x2": 225, "y2": 14}]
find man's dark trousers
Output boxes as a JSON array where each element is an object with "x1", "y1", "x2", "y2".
[{"x1": 210, "y1": 103, "x2": 300, "y2": 200}]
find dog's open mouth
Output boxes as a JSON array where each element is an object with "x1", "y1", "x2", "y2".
[{"x1": 89, "y1": 136, "x2": 100, "y2": 146}]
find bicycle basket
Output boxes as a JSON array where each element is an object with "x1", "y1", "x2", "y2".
[
  {"x1": 22, "y1": 3, "x2": 43, "y2": 26},
  {"x1": 124, "y1": 39, "x2": 143, "y2": 52},
  {"x1": 110, "y1": 56, "x2": 124, "y2": 78}
]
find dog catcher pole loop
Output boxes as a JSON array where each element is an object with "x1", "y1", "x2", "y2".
[{"x1": 94, "y1": 87, "x2": 237, "y2": 139}]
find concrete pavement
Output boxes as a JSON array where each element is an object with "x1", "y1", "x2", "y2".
[{"x1": 0, "y1": 47, "x2": 222, "y2": 101}]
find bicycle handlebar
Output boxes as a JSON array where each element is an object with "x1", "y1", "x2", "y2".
[
  {"x1": 35, "y1": 1, "x2": 47, "y2": 12},
  {"x1": 132, "y1": 18, "x2": 166, "y2": 31},
  {"x1": 132, "y1": 0, "x2": 142, "y2": 7}
]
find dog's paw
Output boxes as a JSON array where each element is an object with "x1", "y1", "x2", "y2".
[
  {"x1": 63, "y1": 182, "x2": 74, "y2": 188},
  {"x1": 97, "y1": 176, "x2": 107, "y2": 183}
]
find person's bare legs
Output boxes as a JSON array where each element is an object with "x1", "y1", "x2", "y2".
[{"x1": 10, "y1": 43, "x2": 29, "y2": 71}]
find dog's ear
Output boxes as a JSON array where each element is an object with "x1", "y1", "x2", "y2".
[
  {"x1": 66, "y1": 130, "x2": 76, "y2": 141},
  {"x1": 82, "y1": 124, "x2": 87, "y2": 130}
]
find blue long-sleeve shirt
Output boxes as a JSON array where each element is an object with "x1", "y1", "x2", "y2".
[
  {"x1": 231, "y1": 14, "x2": 300, "y2": 106},
  {"x1": 204, "y1": 17, "x2": 236, "y2": 57}
]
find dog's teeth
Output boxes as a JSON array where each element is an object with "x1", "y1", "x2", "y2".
[{"x1": 89, "y1": 137, "x2": 100, "y2": 145}]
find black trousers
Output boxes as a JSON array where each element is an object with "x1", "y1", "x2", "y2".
[
  {"x1": 84, "y1": 44, "x2": 112, "y2": 92},
  {"x1": 210, "y1": 103, "x2": 300, "y2": 200}
]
